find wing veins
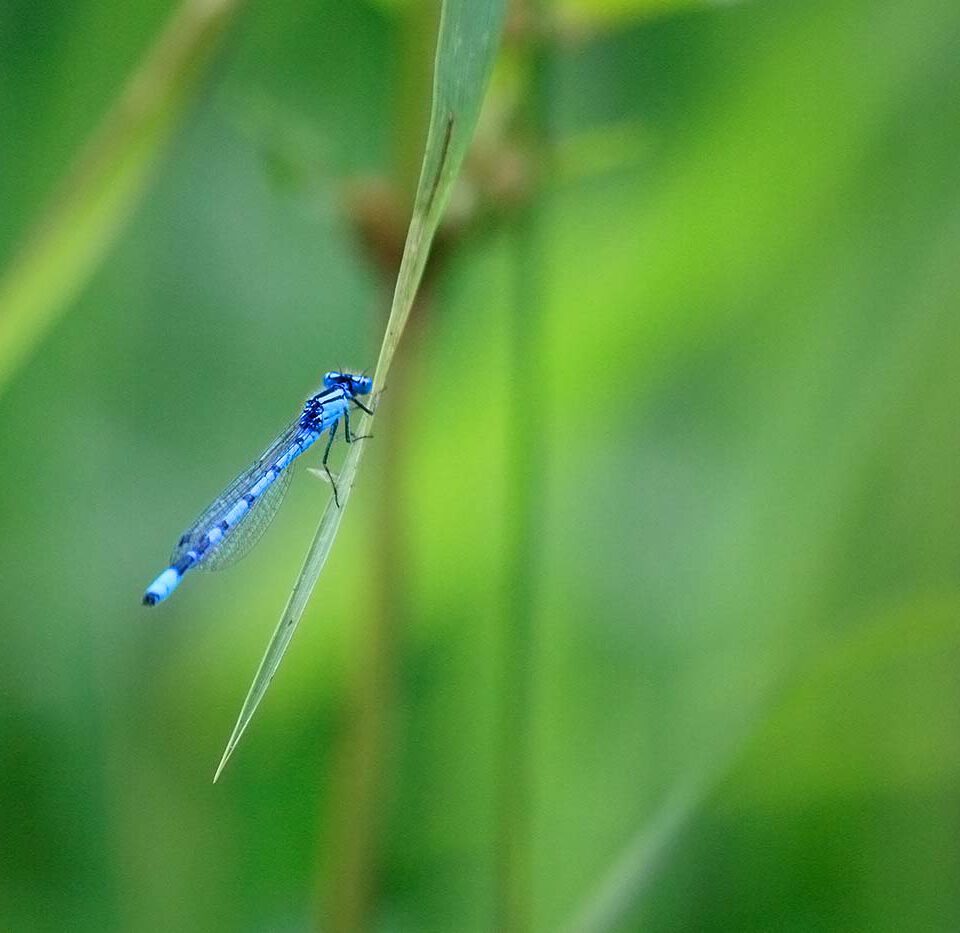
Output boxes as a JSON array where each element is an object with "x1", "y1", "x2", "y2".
[{"x1": 169, "y1": 416, "x2": 305, "y2": 565}]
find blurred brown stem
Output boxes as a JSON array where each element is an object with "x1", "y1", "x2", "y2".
[{"x1": 318, "y1": 7, "x2": 441, "y2": 930}]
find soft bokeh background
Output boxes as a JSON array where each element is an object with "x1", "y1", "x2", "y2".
[{"x1": 2, "y1": 0, "x2": 959, "y2": 930}]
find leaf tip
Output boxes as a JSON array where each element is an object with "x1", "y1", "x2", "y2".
[{"x1": 212, "y1": 740, "x2": 236, "y2": 783}]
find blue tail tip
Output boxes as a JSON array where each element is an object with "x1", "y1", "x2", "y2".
[{"x1": 143, "y1": 592, "x2": 160, "y2": 606}]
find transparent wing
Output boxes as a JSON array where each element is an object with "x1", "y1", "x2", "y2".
[
  {"x1": 170, "y1": 416, "x2": 304, "y2": 567},
  {"x1": 197, "y1": 461, "x2": 296, "y2": 571}
]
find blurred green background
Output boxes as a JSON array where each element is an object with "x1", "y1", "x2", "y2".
[{"x1": 2, "y1": 0, "x2": 959, "y2": 930}]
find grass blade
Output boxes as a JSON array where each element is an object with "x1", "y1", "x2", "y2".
[
  {"x1": 213, "y1": 0, "x2": 507, "y2": 782},
  {"x1": 0, "y1": 0, "x2": 246, "y2": 395}
]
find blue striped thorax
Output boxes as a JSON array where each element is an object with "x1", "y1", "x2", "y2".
[{"x1": 298, "y1": 371, "x2": 372, "y2": 431}]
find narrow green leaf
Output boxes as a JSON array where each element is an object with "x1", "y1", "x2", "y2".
[
  {"x1": 213, "y1": 0, "x2": 508, "y2": 782},
  {"x1": 0, "y1": 0, "x2": 246, "y2": 395}
]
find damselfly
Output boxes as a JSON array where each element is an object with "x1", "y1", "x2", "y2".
[{"x1": 142, "y1": 370, "x2": 373, "y2": 606}]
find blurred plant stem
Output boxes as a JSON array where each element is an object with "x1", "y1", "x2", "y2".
[
  {"x1": 0, "y1": 0, "x2": 246, "y2": 396},
  {"x1": 497, "y1": 4, "x2": 551, "y2": 930},
  {"x1": 320, "y1": 5, "x2": 440, "y2": 931},
  {"x1": 320, "y1": 294, "x2": 435, "y2": 933}
]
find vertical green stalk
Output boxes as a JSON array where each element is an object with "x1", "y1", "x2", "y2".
[
  {"x1": 320, "y1": 553, "x2": 397, "y2": 933},
  {"x1": 321, "y1": 13, "x2": 439, "y2": 927},
  {"x1": 497, "y1": 9, "x2": 551, "y2": 932},
  {"x1": 321, "y1": 289, "x2": 436, "y2": 932}
]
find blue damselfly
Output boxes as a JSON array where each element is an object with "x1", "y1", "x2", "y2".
[{"x1": 142, "y1": 370, "x2": 373, "y2": 605}]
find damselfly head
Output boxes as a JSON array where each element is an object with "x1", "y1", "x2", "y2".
[{"x1": 323, "y1": 370, "x2": 373, "y2": 396}]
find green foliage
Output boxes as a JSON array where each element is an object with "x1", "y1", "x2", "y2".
[
  {"x1": 1, "y1": 0, "x2": 958, "y2": 930},
  {"x1": 0, "y1": 0, "x2": 246, "y2": 394}
]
